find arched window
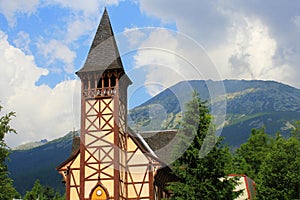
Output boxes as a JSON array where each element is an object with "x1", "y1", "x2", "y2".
[{"x1": 89, "y1": 184, "x2": 109, "y2": 200}]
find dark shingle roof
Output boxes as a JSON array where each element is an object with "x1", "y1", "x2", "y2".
[
  {"x1": 139, "y1": 130, "x2": 178, "y2": 164},
  {"x1": 76, "y1": 8, "x2": 124, "y2": 75},
  {"x1": 139, "y1": 130, "x2": 178, "y2": 152}
]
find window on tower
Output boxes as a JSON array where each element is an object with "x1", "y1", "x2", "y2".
[
  {"x1": 83, "y1": 79, "x2": 88, "y2": 90},
  {"x1": 97, "y1": 78, "x2": 102, "y2": 89},
  {"x1": 90, "y1": 77, "x2": 95, "y2": 89},
  {"x1": 111, "y1": 74, "x2": 116, "y2": 87},
  {"x1": 104, "y1": 77, "x2": 109, "y2": 88}
]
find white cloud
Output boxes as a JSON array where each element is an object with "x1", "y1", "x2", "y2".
[
  {"x1": 0, "y1": 31, "x2": 47, "y2": 97},
  {"x1": 126, "y1": 28, "x2": 220, "y2": 96},
  {"x1": 13, "y1": 31, "x2": 31, "y2": 54},
  {"x1": 223, "y1": 17, "x2": 277, "y2": 78},
  {"x1": 138, "y1": 0, "x2": 300, "y2": 88},
  {"x1": 0, "y1": 31, "x2": 80, "y2": 147},
  {"x1": 37, "y1": 39, "x2": 76, "y2": 73},
  {"x1": 43, "y1": 0, "x2": 111, "y2": 16},
  {"x1": 140, "y1": 0, "x2": 229, "y2": 47},
  {"x1": 0, "y1": 0, "x2": 122, "y2": 74},
  {"x1": 292, "y1": 15, "x2": 300, "y2": 29},
  {"x1": 208, "y1": 16, "x2": 293, "y2": 84},
  {"x1": 0, "y1": 0, "x2": 39, "y2": 27},
  {"x1": 65, "y1": 17, "x2": 96, "y2": 44},
  {"x1": 131, "y1": 29, "x2": 182, "y2": 96},
  {"x1": 123, "y1": 27, "x2": 147, "y2": 48},
  {"x1": 42, "y1": 0, "x2": 121, "y2": 43}
]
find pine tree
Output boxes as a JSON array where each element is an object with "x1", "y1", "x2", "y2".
[
  {"x1": 0, "y1": 104, "x2": 20, "y2": 199},
  {"x1": 166, "y1": 92, "x2": 238, "y2": 199},
  {"x1": 24, "y1": 179, "x2": 44, "y2": 200}
]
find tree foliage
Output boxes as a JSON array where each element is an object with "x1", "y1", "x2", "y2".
[
  {"x1": 233, "y1": 124, "x2": 300, "y2": 199},
  {"x1": 256, "y1": 135, "x2": 300, "y2": 199},
  {"x1": 166, "y1": 92, "x2": 238, "y2": 199},
  {"x1": 233, "y1": 127, "x2": 272, "y2": 179},
  {"x1": 291, "y1": 120, "x2": 300, "y2": 140},
  {"x1": 24, "y1": 179, "x2": 65, "y2": 200},
  {"x1": 0, "y1": 104, "x2": 20, "y2": 199}
]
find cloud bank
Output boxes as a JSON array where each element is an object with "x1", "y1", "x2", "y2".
[
  {"x1": 139, "y1": 0, "x2": 300, "y2": 88},
  {"x1": 0, "y1": 31, "x2": 80, "y2": 147}
]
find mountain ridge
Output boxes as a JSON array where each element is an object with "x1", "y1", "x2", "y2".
[
  {"x1": 129, "y1": 79, "x2": 300, "y2": 144},
  {"x1": 7, "y1": 79, "x2": 300, "y2": 195}
]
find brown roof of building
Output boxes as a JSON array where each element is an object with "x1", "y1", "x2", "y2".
[{"x1": 76, "y1": 8, "x2": 124, "y2": 75}]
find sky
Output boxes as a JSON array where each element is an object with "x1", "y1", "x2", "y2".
[{"x1": 0, "y1": 0, "x2": 300, "y2": 147}]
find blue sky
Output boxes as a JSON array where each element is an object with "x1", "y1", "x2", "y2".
[{"x1": 1, "y1": 0, "x2": 300, "y2": 147}]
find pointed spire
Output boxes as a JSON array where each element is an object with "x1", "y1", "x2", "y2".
[
  {"x1": 76, "y1": 8, "x2": 124, "y2": 75},
  {"x1": 89, "y1": 8, "x2": 113, "y2": 52}
]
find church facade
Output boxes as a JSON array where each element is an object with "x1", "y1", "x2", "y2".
[{"x1": 57, "y1": 9, "x2": 173, "y2": 200}]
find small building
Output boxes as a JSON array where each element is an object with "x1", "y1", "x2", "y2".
[
  {"x1": 229, "y1": 174, "x2": 256, "y2": 200},
  {"x1": 56, "y1": 9, "x2": 174, "y2": 200}
]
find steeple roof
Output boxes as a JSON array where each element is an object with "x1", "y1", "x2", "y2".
[{"x1": 76, "y1": 8, "x2": 124, "y2": 75}]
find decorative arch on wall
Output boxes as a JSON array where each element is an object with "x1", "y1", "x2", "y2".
[{"x1": 89, "y1": 183, "x2": 109, "y2": 200}]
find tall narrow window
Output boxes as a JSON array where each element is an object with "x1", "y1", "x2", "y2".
[
  {"x1": 83, "y1": 79, "x2": 88, "y2": 90},
  {"x1": 90, "y1": 78, "x2": 95, "y2": 89},
  {"x1": 111, "y1": 74, "x2": 116, "y2": 87},
  {"x1": 104, "y1": 77, "x2": 109, "y2": 88},
  {"x1": 97, "y1": 78, "x2": 102, "y2": 89}
]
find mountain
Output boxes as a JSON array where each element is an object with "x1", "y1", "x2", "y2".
[
  {"x1": 7, "y1": 79, "x2": 300, "y2": 195},
  {"x1": 129, "y1": 80, "x2": 300, "y2": 146},
  {"x1": 12, "y1": 139, "x2": 48, "y2": 151},
  {"x1": 7, "y1": 131, "x2": 76, "y2": 195}
]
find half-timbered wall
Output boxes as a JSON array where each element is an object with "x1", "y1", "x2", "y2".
[
  {"x1": 69, "y1": 154, "x2": 81, "y2": 200},
  {"x1": 118, "y1": 98, "x2": 128, "y2": 199},
  {"x1": 81, "y1": 97, "x2": 117, "y2": 199},
  {"x1": 78, "y1": 71, "x2": 127, "y2": 199},
  {"x1": 126, "y1": 137, "x2": 155, "y2": 199},
  {"x1": 57, "y1": 152, "x2": 81, "y2": 200}
]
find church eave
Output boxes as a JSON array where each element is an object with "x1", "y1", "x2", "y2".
[{"x1": 56, "y1": 149, "x2": 80, "y2": 171}]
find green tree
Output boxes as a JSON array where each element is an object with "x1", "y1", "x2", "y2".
[
  {"x1": 24, "y1": 179, "x2": 65, "y2": 200},
  {"x1": 166, "y1": 92, "x2": 238, "y2": 199},
  {"x1": 256, "y1": 135, "x2": 300, "y2": 199},
  {"x1": 0, "y1": 104, "x2": 20, "y2": 199},
  {"x1": 291, "y1": 120, "x2": 300, "y2": 140},
  {"x1": 233, "y1": 127, "x2": 272, "y2": 179}
]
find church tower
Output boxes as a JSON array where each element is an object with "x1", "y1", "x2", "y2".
[
  {"x1": 55, "y1": 8, "x2": 167, "y2": 200},
  {"x1": 75, "y1": 8, "x2": 131, "y2": 200}
]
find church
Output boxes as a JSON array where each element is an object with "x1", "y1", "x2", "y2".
[{"x1": 57, "y1": 9, "x2": 176, "y2": 200}]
